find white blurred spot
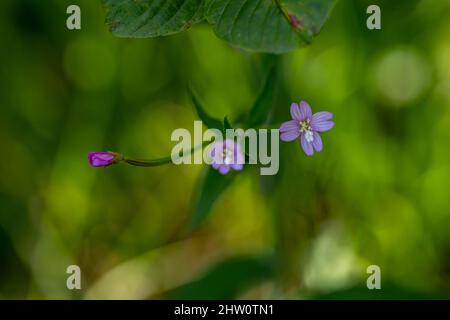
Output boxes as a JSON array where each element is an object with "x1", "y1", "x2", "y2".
[
  {"x1": 373, "y1": 48, "x2": 431, "y2": 107},
  {"x1": 302, "y1": 222, "x2": 361, "y2": 291}
]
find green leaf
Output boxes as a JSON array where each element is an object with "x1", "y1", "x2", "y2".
[
  {"x1": 191, "y1": 166, "x2": 237, "y2": 227},
  {"x1": 223, "y1": 116, "x2": 233, "y2": 130},
  {"x1": 103, "y1": 0, "x2": 336, "y2": 53},
  {"x1": 247, "y1": 67, "x2": 276, "y2": 127},
  {"x1": 205, "y1": 0, "x2": 336, "y2": 53},
  {"x1": 166, "y1": 255, "x2": 274, "y2": 299},
  {"x1": 188, "y1": 86, "x2": 224, "y2": 130},
  {"x1": 103, "y1": 0, "x2": 205, "y2": 38}
]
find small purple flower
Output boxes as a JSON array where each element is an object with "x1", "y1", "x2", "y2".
[
  {"x1": 88, "y1": 152, "x2": 121, "y2": 167},
  {"x1": 209, "y1": 139, "x2": 244, "y2": 175},
  {"x1": 279, "y1": 101, "x2": 334, "y2": 156}
]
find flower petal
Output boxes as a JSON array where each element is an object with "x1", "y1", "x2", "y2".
[
  {"x1": 88, "y1": 152, "x2": 116, "y2": 167},
  {"x1": 280, "y1": 120, "x2": 299, "y2": 132},
  {"x1": 235, "y1": 152, "x2": 245, "y2": 164},
  {"x1": 300, "y1": 134, "x2": 314, "y2": 156},
  {"x1": 219, "y1": 165, "x2": 230, "y2": 175},
  {"x1": 231, "y1": 163, "x2": 243, "y2": 171},
  {"x1": 223, "y1": 139, "x2": 234, "y2": 149},
  {"x1": 312, "y1": 131, "x2": 323, "y2": 152},
  {"x1": 312, "y1": 111, "x2": 333, "y2": 121},
  {"x1": 290, "y1": 103, "x2": 302, "y2": 120},
  {"x1": 98, "y1": 153, "x2": 114, "y2": 161},
  {"x1": 280, "y1": 130, "x2": 300, "y2": 142},
  {"x1": 299, "y1": 101, "x2": 312, "y2": 120},
  {"x1": 311, "y1": 118, "x2": 334, "y2": 132}
]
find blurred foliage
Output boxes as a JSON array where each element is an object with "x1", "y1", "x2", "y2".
[
  {"x1": 166, "y1": 255, "x2": 274, "y2": 299},
  {"x1": 312, "y1": 283, "x2": 445, "y2": 300},
  {"x1": 0, "y1": 0, "x2": 450, "y2": 300}
]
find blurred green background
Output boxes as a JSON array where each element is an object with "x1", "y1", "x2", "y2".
[{"x1": 1, "y1": 0, "x2": 450, "y2": 299}]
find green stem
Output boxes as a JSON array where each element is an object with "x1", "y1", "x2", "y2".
[
  {"x1": 122, "y1": 141, "x2": 212, "y2": 167},
  {"x1": 123, "y1": 157, "x2": 173, "y2": 167}
]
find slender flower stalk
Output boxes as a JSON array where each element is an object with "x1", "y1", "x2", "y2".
[{"x1": 122, "y1": 156, "x2": 173, "y2": 167}]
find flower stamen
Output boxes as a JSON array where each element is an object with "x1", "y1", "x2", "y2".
[
  {"x1": 221, "y1": 148, "x2": 234, "y2": 164},
  {"x1": 299, "y1": 119, "x2": 311, "y2": 133}
]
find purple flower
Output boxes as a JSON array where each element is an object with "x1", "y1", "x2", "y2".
[
  {"x1": 209, "y1": 139, "x2": 244, "y2": 175},
  {"x1": 279, "y1": 101, "x2": 334, "y2": 156},
  {"x1": 88, "y1": 152, "x2": 121, "y2": 167}
]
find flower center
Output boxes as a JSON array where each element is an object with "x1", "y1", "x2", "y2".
[
  {"x1": 221, "y1": 148, "x2": 234, "y2": 164},
  {"x1": 299, "y1": 119, "x2": 311, "y2": 133},
  {"x1": 299, "y1": 120, "x2": 314, "y2": 143}
]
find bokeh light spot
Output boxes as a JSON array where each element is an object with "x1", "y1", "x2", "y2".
[{"x1": 373, "y1": 48, "x2": 431, "y2": 107}]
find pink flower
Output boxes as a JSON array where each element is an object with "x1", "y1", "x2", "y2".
[
  {"x1": 279, "y1": 101, "x2": 334, "y2": 156},
  {"x1": 209, "y1": 139, "x2": 244, "y2": 175},
  {"x1": 88, "y1": 152, "x2": 121, "y2": 167}
]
